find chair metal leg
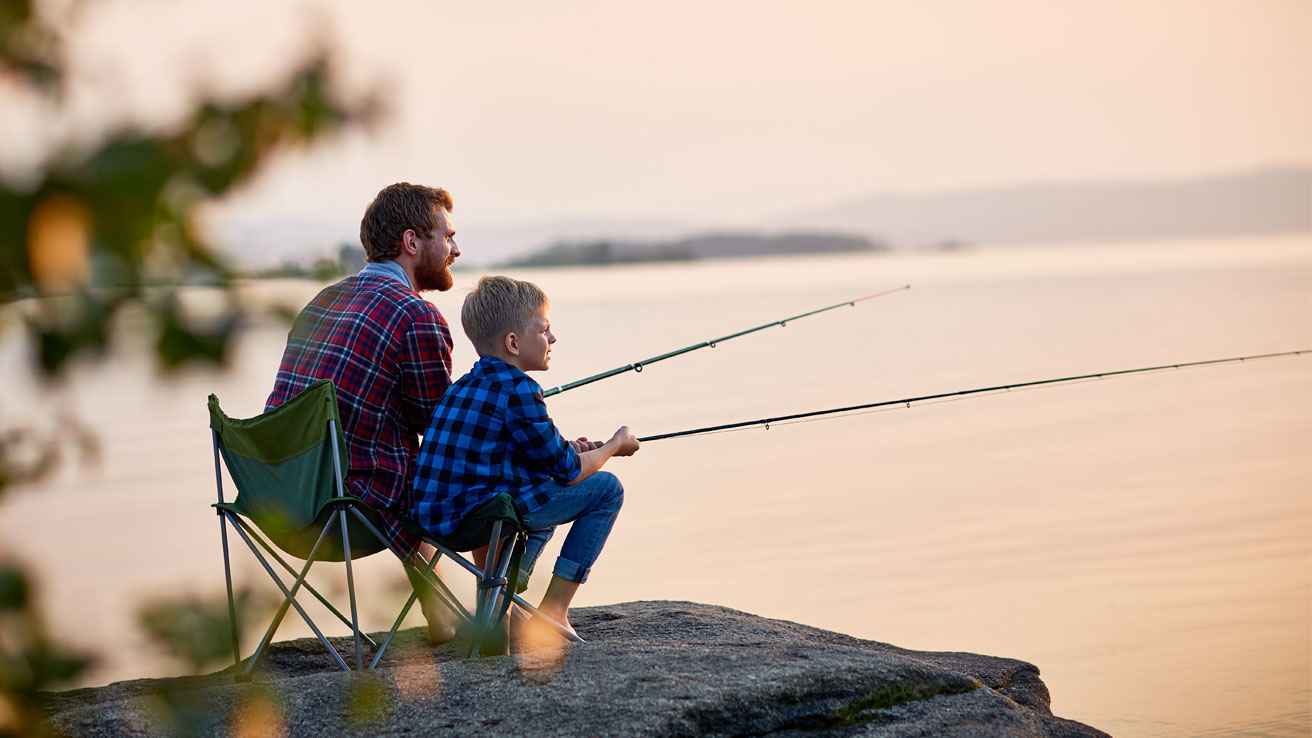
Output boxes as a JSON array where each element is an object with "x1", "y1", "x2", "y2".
[
  {"x1": 345, "y1": 506, "x2": 475, "y2": 625},
  {"x1": 339, "y1": 506, "x2": 363, "y2": 670},
  {"x1": 344, "y1": 506, "x2": 472, "y2": 667},
  {"x1": 370, "y1": 592, "x2": 419, "y2": 670},
  {"x1": 219, "y1": 514, "x2": 241, "y2": 669},
  {"x1": 488, "y1": 532, "x2": 516, "y2": 629},
  {"x1": 231, "y1": 515, "x2": 378, "y2": 650},
  {"x1": 508, "y1": 592, "x2": 585, "y2": 643},
  {"x1": 233, "y1": 513, "x2": 351, "y2": 675},
  {"x1": 367, "y1": 552, "x2": 470, "y2": 669},
  {"x1": 341, "y1": 506, "x2": 476, "y2": 669},
  {"x1": 413, "y1": 559, "x2": 474, "y2": 625},
  {"x1": 473, "y1": 522, "x2": 515, "y2": 658},
  {"x1": 420, "y1": 534, "x2": 584, "y2": 652},
  {"x1": 470, "y1": 524, "x2": 497, "y2": 658},
  {"x1": 214, "y1": 433, "x2": 241, "y2": 669}
]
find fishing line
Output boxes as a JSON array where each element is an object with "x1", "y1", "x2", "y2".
[
  {"x1": 542, "y1": 285, "x2": 910, "y2": 397},
  {"x1": 637, "y1": 350, "x2": 1310, "y2": 442},
  {"x1": 658, "y1": 374, "x2": 1129, "y2": 440}
]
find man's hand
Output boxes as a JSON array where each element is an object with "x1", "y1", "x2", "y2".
[
  {"x1": 608, "y1": 426, "x2": 640, "y2": 457},
  {"x1": 569, "y1": 437, "x2": 602, "y2": 453}
]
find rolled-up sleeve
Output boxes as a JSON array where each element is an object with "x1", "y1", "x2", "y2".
[{"x1": 505, "y1": 379, "x2": 581, "y2": 483}]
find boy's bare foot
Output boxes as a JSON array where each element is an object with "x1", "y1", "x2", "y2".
[{"x1": 511, "y1": 610, "x2": 576, "y2": 651}]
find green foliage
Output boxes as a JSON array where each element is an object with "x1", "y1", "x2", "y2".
[
  {"x1": 0, "y1": 564, "x2": 90, "y2": 737},
  {"x1": 0, "y1": 0, "x2": 60, "y2": 91},
  {"x1": 828, "y1": 679, "x2": 980, "y2": 727},
  {"x1": 0, "y1": 2, "x2": 376, "y2": 735},
  {"x1": 0, "y1": 414, "x2": 97, "y2": 499},
  {"x1": 343, "y1": 672, "x2": 396, "y2": 732},
  {"x1": 0, "y1": 10, "x2": 376, "y2": 375},
  {"x1": 137, "y1": 589, "x2": 276, "y2": 674}
]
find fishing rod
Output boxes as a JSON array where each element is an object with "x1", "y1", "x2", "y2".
[
  {"x1": 542, "y1": 285, "x2": 911, "y2": 398},
  {"x1": 637, "y1": 350, "x2": 1310, "y2": 442}
]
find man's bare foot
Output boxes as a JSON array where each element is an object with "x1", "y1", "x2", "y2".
[
  {"x1": 425, "y1": 614, "x2": 459, "y2": 644},
  {"x1": 408, "y1": 563, "x2": 460, "y2": 644}
]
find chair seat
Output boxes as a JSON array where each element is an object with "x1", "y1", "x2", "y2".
[
  {"x1": 404, "y1": 493, "x2": 524, "y2": 553},
  {"x1": 214, "y1": 497, "x2": 390, "y2": 562}
]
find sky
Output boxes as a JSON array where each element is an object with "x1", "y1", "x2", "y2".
[{"x1": 2, "y1": 0, "x2": 1309, "y2": 244}]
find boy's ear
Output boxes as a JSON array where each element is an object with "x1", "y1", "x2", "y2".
[{"x1": 503, "y1": 331, "x2": 520, "y2": 356}]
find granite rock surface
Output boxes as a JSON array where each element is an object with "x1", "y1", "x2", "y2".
[{"x1": 42, "y1": 601, "x2": 1110, "y2": 737}]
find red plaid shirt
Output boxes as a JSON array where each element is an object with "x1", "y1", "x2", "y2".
[{"x1": 266, "y1": 269, "x2": 453, "y2": 556}]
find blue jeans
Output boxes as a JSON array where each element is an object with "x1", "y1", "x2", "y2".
[{"x1": 519, "y1": 471, "x2": 624, "y2": 584}]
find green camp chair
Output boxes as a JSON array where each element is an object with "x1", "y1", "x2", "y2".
[
  {"x1": 376, "y1": 495, "x2": 584, "y2": 658},
  {"x1": 209, "y1": 379, "x2": 473, "y2": 677}
]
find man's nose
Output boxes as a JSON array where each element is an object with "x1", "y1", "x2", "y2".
[{"x1": 450, "y1": 240, "x2": 461, "y2": 257}]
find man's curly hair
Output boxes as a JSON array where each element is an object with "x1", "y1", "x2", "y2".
[{"x1": 359, "y1": 183, "x2": 453, "y2": 262}]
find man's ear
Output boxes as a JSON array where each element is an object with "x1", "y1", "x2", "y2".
[
  {"x1": 503, "y1": 331, "x2": 520, "y2": 357},
  {"x1": 401, "y1": 229, "x2": 421, "y2": 256}
]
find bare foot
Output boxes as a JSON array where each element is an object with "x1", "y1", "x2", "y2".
[
  {"x1": 511, "y1": 611, "x2": 576, "y2": 651},
  {"x1": 426, "y1": 615, "x2": 459, "y2": 645},
  {"x1": 414, "y1": 578, "x2": 460, "y2": 644}
]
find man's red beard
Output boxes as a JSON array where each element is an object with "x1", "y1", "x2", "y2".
[{"x1": 415, "y1": 246, "x2": 454, "y2": 292}]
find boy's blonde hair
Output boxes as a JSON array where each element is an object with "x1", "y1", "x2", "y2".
[{"x1": 461, "y1": 276, "x2": 550, "y2": 355}]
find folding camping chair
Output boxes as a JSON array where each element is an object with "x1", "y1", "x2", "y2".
[
  {"x1": 210, "y1": 379, "x2": 471, "y2": 677},
  {"x1": 210, "y1": 379, "x2": 580, "y2": 673},
  {"x1": 371, "y1": 494, "x2": 585, "y2": 659}
]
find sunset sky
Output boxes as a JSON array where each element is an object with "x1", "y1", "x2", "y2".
[{"x1": 3, "y1": 0, "x2": 1309, "y2": 231}]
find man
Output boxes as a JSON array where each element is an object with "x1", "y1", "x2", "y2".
[{"x1": 266, "y1": 182, "x2": 462, "y2": 641}]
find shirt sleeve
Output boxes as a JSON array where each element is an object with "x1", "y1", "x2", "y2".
[
  {"x1": 505, "y1": 377, "x2": 581, "y2": 484},
  {"x1": 398, "y1": 306, "x2": 454, "y2": 436}
]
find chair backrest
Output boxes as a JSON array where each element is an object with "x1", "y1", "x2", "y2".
[{"x1": 209, "y1": 379, "x2": 364, "y2": 558}]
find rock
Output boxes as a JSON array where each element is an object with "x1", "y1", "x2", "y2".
[{"x1": 41, "y1": 601, "x2": 1109, "y2": 737}]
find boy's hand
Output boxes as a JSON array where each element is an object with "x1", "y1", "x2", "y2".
[
  {"x1": 609, "y1": 426, "x2": 640, "y2": 457},
  {"x1": 569, "y1": 437, "x2": 601, "y2": 453}
]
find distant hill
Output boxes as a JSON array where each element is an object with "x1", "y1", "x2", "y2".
[
  {"x1": 504, "y1": 232, "x2": 884, "y2": 267},
  {"x1": 213, "y1": 168, "x2": 1312, "y2": 269},
  {"x1": 781, "y1": 167, "x2": 1312, "y2": 246}
]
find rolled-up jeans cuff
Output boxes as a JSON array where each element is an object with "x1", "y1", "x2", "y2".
[{"x1": 553, "y1": 555, "x2": 590, "y2": 584}]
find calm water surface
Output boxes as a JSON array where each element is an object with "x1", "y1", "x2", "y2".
[{"x1": 1, "y1": 234, "x2": 1308, "y2": 738}]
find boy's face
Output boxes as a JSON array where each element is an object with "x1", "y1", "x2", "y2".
[{"x1": 514, "y1": 307, "x2": 555, "y2": 372}]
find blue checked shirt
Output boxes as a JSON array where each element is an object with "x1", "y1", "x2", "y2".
[{"x1": 412, "y1": 355, "x2": 581, "y2": 537}]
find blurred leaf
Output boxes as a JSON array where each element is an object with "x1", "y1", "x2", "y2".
[
  {"x1": 26, "y1": 290, "x2": 116, "y2": 374},
  {"x1": 0, "y1": 6, "x2": 377, "y2": 736},
  {"x1": 0, "y1": 560, "x2": 90, "y2": 738},
  {"x1": 0, "y1": 0, "x2": 63, "y2": 93},
  {"x1": 155, "y1": 293, "x2": 242, "y2": 369},
  {"x1": 344, "y1": 673, "x2": 395, "y2": 732},
  {"x1": 0, "y1": 567, "x2": 29, "y2": 611},
  {"x1": 137, "y1": 589, "x2": 275, "y2": 673},
  {"x1": 0, "y1": 424, "x2": 60, "y2": 492},
  {"x1": 147, "y1": 688, "x2": 220, "y2": 738},
  {"x1": 2, "y1": 50, "x2": 375, "y2": 375}
]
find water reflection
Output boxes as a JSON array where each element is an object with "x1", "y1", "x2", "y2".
[{"x1": 0, "y1": 235, "x2": 1308, "y2": 738}]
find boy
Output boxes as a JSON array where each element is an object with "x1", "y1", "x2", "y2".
[{"x1": 411, "y1": 275, "x2": 640, "y2": 641}]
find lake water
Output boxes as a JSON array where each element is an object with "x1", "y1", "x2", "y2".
[{"x1": 1, "y1": 234, "x2": 1308, "y2": 737}]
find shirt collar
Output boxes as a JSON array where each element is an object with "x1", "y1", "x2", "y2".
[
  {"x1": 475, "y1": 355, "x2": 539, "y2": 386},
  {"x1": 359, "y1": 260, "x2": 413, "y2": 290}
]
